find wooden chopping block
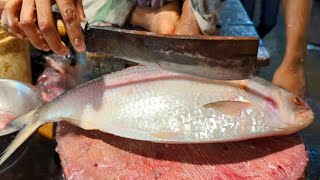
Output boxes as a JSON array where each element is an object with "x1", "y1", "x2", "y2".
[{"x1": 56, "y1": 122, "x2": 308, "y2": 179}]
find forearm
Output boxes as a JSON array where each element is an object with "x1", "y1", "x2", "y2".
[{"x1": 282, "y1": 0, "x2": 312, "y2": 66}]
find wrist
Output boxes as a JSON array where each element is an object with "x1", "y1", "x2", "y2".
[
  {"x1": 284, "y1": 35, "x2": 307, "y2": 62},
  {"x1": 282, "y1": 51, "x2": 306, "y2": 67},
  {"x1": 279, "y1": 56, "x2": 305, "y2": 74},
  {"x1": 278, "y1": 61, "x2": 304, "y2": 76}
]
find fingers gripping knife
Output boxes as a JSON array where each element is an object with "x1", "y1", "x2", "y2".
[{"x1": 56, "y1": 20, "x2": 94, "y2": 84}]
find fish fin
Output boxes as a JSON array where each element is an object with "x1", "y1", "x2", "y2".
[
  {"x1": 0, "y1": 109, "x2": 43, "y2": 166},
  {"x1": 203, "y1": 101, "x2": 252, "y2": 117},
  {"x1": 8, "y1": 109, "x2": 38, "y2": 130},
  {"x1": 149, "y1": 132, "x2": 180, "y2": 140}
]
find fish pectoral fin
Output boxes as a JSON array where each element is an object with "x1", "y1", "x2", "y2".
[
  {"x1": 0, "y1": 109, "x2": 38, "y2": 135},
  {"x1": 203, "y1": 100, "x2": 252, "y2": 117}
]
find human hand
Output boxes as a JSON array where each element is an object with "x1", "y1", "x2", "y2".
[
  {"x1": 1, "y1": 0, "x2": 86, "y2": 55},
  {"x1": 129, "y1": 1, "x2": 179, "y2": 34},
  {"x1": 174, "y1": 0, "x2": 201, "y2": 35},
  {"x1": 272, "y1": 57, "x2": 306, "y2": 98}
]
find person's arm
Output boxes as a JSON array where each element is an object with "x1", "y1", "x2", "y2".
[{"x1": 272, "y1": 0, "x2": 312, "y2": 98}]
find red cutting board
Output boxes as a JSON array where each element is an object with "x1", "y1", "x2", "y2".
[{"x1": 56, "y1": 122, "x2": 307, "y2": 179}]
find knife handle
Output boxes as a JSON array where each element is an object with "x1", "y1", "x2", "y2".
[
  {"x1": 54, "y1": 15, "x2": 70, "y2": 45},
  {"x1": 54, "y1": 16, "x2": 79, "y2": 66},
  {"x1": 56, "y1": 19, "x2": 67, "y2": 38}
]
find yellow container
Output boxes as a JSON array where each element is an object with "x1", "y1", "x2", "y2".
[{"x1": 0, "y1": 29, "x2": 32, "y2": 83}]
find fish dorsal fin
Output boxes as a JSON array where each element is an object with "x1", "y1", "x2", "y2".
[{"x1": 203, "y1": 101, "x2": 252, "y2": 117}]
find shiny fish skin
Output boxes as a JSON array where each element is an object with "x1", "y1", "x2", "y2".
[
  {"x1": 36, "y1": 66, "x2": 313, "y2": 143},
  {"x1": 0, "y1": 66, "x2": 314, "y2": 166}
]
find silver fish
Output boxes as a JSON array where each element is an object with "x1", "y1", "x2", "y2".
[{"x1": 0, "y1": 66, "x2": 313, "y2": 165}]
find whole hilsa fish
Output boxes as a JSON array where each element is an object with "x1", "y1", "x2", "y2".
[{"x1": 0, "y1": 66, "x2": 313, "y2": 165}]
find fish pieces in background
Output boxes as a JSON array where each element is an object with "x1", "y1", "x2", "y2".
[
  {"x1": 0, "y1": 111, "x2": 15, "y2": 130},
  {"x1": 36, "y1": 54, "x2": 79, "y2": 103},
  {"x1": 36, "y1": 53, "x2": 134, "y2": 102},
  {"x1": 0, "y1": 65, "x2": 314, "y2": 166}
]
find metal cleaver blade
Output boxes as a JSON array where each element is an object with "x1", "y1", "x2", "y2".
[{"x1": 84, "y1": 26, "x2": 259, "y2": 80}]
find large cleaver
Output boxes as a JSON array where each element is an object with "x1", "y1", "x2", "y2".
[
  {"x1": 83, "y1": 26, "x2": 259, "y2": 80},
  {"x1": 52, "y1": 14, "x2": 259, "y2": 81}
]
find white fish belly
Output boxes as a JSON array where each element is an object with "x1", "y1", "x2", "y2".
[{"x1": 85, "y1": 78, "x2": 273, "y2": 143}]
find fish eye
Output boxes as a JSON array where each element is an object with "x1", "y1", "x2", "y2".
[{"x1": 291, "y1": 96, "x2": 301, "y2": 105}]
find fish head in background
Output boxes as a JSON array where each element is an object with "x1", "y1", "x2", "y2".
[{"x1": 266, "y1": 87, "x2": 314, "y2": 134}]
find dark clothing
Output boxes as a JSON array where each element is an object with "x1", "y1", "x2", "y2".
[{"x1": 240, "y1": 0, "x2": 280, "y2": 38}]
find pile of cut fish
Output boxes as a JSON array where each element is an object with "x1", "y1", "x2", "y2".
[{"x1": 0, "y1": 56, "x2": 314, "y2": 167}]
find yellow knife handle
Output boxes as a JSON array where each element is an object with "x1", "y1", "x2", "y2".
[
  {"x1": 38, "y1": 123, "x2": 54, "y2": 140},
  {"x1": 56, "y1": 19, "x2": 67, "y2": 38}
]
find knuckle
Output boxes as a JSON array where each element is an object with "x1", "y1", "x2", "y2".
[
  {"x1": 29, "y1": 38, "x2": 46, "y2": 50},
  {"x1": 51, "y1": 45, "x2": 65, "y2": 54},
  {"x1": 4, "y1": 3, "x2": 13, "y2": 11},
  {"x1": 28, "y1": 38, "x2": 43, "y2": 48},
  {"x1": 62, "y1": 6, "x2": 78, "y2": 23},
  {"x1": 20, "y1": 18, "x2": 34, "y2": 27},
  {"x1": 35, "y1": 42, "x2": 45, "y2": 49},
  {"x1": 31, "y1": 43, "x2": 43, "y2": 50},
  {"x1": 9, "y1": 22, "x2": 19, "y2": 31},
  {"x1": 39, "y1": 21, "x2": 53, "y2": 34}
]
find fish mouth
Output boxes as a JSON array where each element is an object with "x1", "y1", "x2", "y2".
[
  {"x1": 295, "y1": 110, "x2": 314, "y2": 130},
  {"x1": 275, "y1": 110, "x2": 314, "y2": 134}
]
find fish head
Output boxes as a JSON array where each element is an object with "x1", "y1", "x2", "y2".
[
  {"x1": 271, "y1": 90, "x2": 314, "y2": 133},
  {"x1": 289, "y1": 95, "x2": 314, "y2": 128}
]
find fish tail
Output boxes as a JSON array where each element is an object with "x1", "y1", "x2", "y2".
[{"x1": 0, "y1": 109, "x2": 42, "y2": 166}]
